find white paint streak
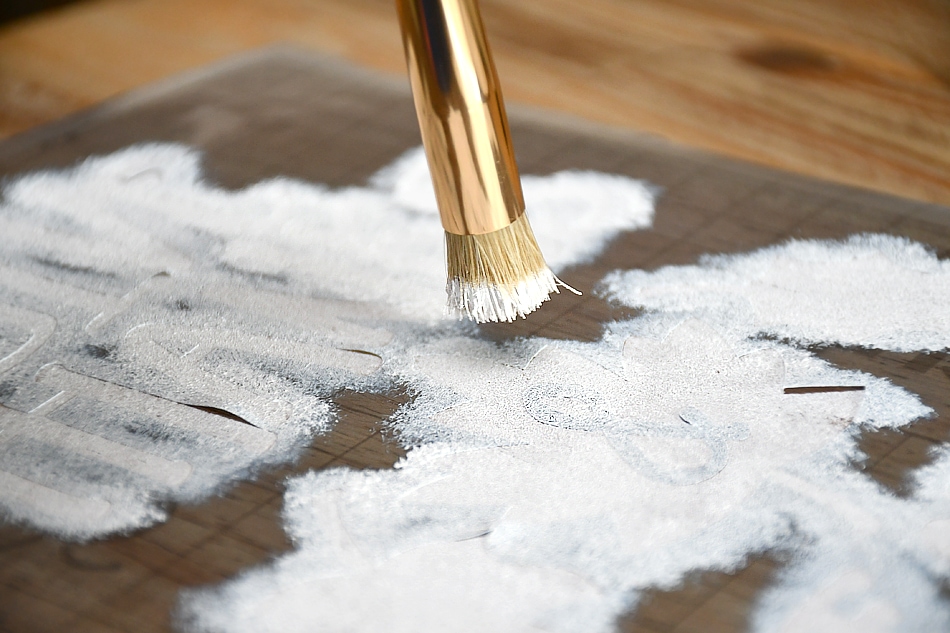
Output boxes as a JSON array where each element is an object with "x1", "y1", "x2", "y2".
[
  {"x1": 182, "y1": 321, "x2": 945, "y2": 632},
  {"x1": 0, "y1": 144, "x2": 652, "y2": 540},
  {"x1": 600, "y1": 235, "x2": 950, "y2": 352},
  {"x1": 3, "y1": 143, "x2": 948, "y2": 632}
]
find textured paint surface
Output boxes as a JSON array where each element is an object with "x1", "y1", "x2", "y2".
[
  {"x1": 0, "y1": 144, "x2": 653, "y2": 539},
  {"x1": 2, "y1": 145, "x2": 948, "y2": 631},
  {"x1": 182, "y1": 158, "x2": 944, "y2": 629},
  {"x1": 600, "y1": 236, "x2": 950, "y2": 352},
  {"x1": 182, "y1": 319, "x2": 944, "y2": 632}
]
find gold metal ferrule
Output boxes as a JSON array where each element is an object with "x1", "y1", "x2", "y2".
[{"x1": 396, "y1": 0, "x2": 525, "y2": 236}]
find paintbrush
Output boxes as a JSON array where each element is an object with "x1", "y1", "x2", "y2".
[{"x1": 396, "y1": 0, "x2": 574, "y2": 323}]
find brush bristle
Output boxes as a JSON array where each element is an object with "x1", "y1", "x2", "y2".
[{"x1": 445, "y1": 213, "x2": 564, "y2": 323}]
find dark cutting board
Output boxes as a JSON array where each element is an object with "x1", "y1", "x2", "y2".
[{"x1": 0, "y1": 48, "x2": 948, "y2": 633}]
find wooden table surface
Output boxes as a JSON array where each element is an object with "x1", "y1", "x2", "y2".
[{"x1": 0, "y1": 0, "x2": 948, "y2": 205}]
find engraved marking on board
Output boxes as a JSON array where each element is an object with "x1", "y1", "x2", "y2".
[
  {"x1": 125, "y1": 322, "x2": 383, "y2": 398},
  {"x1": 0, "y1": 266, "x2": 108, "y2": 312},
  {"x1": 0, "y1": 468, "x2": 112, "y2": 527},
  {"x1": 85, "y1": 271, "x2": 171, "y2": 334},
  {"x1": 604, "y1": 407, "x2": 750, "y2": 486},
  {"x1": 114, "y1": 322, "x2": 374, "y2": 430},
  {"x1": 33, "y1": 363, "x2": 276, "y2": 455},
  {"x1": 2, "y1": 375, "x2": 194, "y2": 489},
  {"x1": 0, "y1": 305, "x2": 56, "y2": 375},
  {"x1": 0, "y1": 364, "x2": 277, "y2": 531},
  {"x1": 199, "y1": 281, "x2": 394, "y2": 350},
  {"x1": 86, "y1": 271, "x2": 393, "y2": 352}
]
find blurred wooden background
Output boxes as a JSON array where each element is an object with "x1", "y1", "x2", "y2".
[{"x1": 0, "y1": 0, "x2": 948, "y2": 205}]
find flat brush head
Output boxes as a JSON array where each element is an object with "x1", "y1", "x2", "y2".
[{"x1": 446, "y1": 213, "x2": 563, "y2": 323}]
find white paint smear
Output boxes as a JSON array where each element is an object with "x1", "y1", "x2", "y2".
[
  {"x1": 3, "y1": 143, "x2": 949, "y2": 632},
  {"x1": 181, "y1": 320, "x2": 945, "y2": 632},
  {"x1": 0, "y1": 143, "x2": 653, "y2": 539},
  {"x1": 182, "y1": 222, "x2": 949, "y2": 632},
  {"x1": 600, "y1": 235, "x2": 950, "y2": 352}
]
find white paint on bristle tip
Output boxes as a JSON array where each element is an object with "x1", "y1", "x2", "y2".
[{"x1": 447, "y1": 268, "x2": 561, "y2": 323}]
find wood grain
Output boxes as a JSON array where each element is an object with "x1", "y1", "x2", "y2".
[{"x1": 0, "y1": 0, "x2": 948, "y2": 205}]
